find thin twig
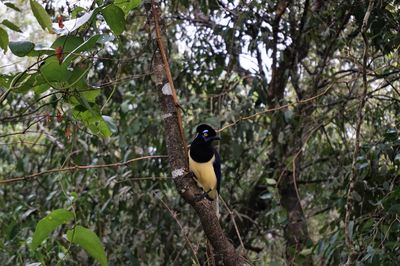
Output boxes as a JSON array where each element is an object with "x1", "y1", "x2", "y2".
[
  {"x1": 115, "y1": 176, "x2": 170, "y2": 183},
  {"x1": 291, "y1": 123, "x2": 324, "y2": 210},
  {"x1": 344, "y1": 1, "x2": 374, "y2": 264},
  {"x1": 218, "y1": 83, "x2": 334, "y2": 132},
  {"x1": 0, "y1": 155, "x2": 167, "y2": 185},
  {"x1": 157, "y1": 195, "x2": 200, "y2": 265},
  {"x1": 219, "y1": 196, "x2": 245, "y2": 250}
]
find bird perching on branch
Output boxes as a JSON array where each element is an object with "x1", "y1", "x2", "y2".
[{"x1": 189, "y1": 124, "x2": 221, "y2": 201}]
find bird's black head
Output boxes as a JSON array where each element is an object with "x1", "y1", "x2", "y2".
[{"x1": 194, "y1": 124, "x2": 220, "y2": 143}]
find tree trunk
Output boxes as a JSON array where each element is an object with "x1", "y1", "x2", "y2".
[{"x1": 145, "y1": 1, "x2": 243, "y2": 265}]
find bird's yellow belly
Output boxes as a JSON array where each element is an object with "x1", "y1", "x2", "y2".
[{"x1": 189, "y1": 155, "x2": 217, "y2": 198}]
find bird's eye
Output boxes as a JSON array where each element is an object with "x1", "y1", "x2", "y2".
[{"x1": 203, "y1": 133, "x2": 208, "y2": 137}]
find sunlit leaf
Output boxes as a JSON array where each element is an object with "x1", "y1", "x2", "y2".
[
  {"x1": 102, "y1": 116, "x2": 117, "y2": 133},
  {"x1": 0, "y1": 27, "x2": 9, "y2": 53},
  {"x1": 30, "y1": 0, "x2": 52, "y2": 32},
  {"x1": 31, "y1": 209, "x2": 74, "y2": 250},
  {"x1": 80, "y1": 90, "x2": 100, "y2": 103},
  {"x1": 33, "y1": 83, "x2": 50, "y2": 94},
  {"x1": 101, "y1": 4, "x2": 125, "y2": 35},
  {"x1": 71, "y1": 6, "x2": 85, "y2": 18},
  {"x1": 66, "y1": 225, "x2": 108, "y2": 266},
  {"x1": 1, "y1": 19, "x2": 22, "y2": 33},
  {"x1": 4, "y1": 2, "x2": 21, "y2": 12},
  {"x1": 72, "y1": 105, "x2": 112, "y2": 137},
  {"x1": 114, "y1": 0, "x2": 141, "y2": 15}
]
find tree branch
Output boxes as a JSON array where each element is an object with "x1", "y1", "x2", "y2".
[
  {"x1": 0, "y1": 155, "x2": 167, "y2": 185},
  {"x1": 146, "y1": 1, "x2": 243, "y2": 265},
  {"x1": 344, "y1": 1, "x2": 374, "y2": 264}
]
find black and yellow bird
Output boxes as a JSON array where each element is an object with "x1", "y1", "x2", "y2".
[{"x1": 189, "y1": 124, "x2": 221, "y2": 201}]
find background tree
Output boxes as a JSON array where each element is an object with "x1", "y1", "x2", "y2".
[{"x1": 1, "y1": 0, "x2": 400, "y2": 265}]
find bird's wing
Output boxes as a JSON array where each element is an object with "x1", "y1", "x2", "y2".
[{"x1": 213, "y1": 149, "x2": 222, "y2": 194}]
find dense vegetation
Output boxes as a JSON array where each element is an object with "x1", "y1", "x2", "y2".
[{"x1": 1, "y1": 0, "x2": 400, "y2": 265}]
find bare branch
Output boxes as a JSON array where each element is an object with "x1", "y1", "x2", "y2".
[
  {"x1": 0, "y1": 155, "x2": 167, "y2": 185},
  {"x1": 344, "y1": 1, "x2": 375, "y2": 264}
]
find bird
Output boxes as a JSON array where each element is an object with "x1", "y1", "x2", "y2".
[{"x1": 189, "y1": 124, "x2": 221, "y2": 201}]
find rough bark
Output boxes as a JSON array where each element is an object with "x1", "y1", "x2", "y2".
[
  {"x1": 266, "y1": 1, "x2": 352, "y2": 262},
  {"x1": 145, "y1": 1, "x2": 243, "y2": 265},
  {"x1": 266, "y1": 1, "x2": 313, "y2": 264}
]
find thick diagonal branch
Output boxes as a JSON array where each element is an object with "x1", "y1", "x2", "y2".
[{"x1": 145, "y1": 1, "x2": 243, "y2": 265}]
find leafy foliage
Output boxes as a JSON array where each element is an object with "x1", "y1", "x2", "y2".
[
  {"x1": 67, "y1": 225, "x2": 108, "y2": 266},
  {"x1": 1, "y1": 0, "x2": 400, "y2": 265},
  {"x1": 30, "y1": 0, "x2": 52, "y2": 32},
  {"x1": 31, "y1": 208, "x2": 74, "y2": 250}
]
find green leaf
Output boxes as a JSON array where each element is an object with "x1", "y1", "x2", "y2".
[
  {"x1": 0, "y1": 74, "x2": 13, "y2": 87},
  {"x1": 68, "y1": 66, "x2": 91, "y2": 90},
  {"x1": 80, "y1": 90, "x2": 100, "y2": 103},
  {"x1": 40, "y1": 57, "x2": 70, "y2": 83},
  {"x1": 7, "y1": 42, "x2": 53, "y2": 58},
  {"x1": 102, "y1": 116, "x2": 117, "y2": 133},
  {"x1": 66, "y1": 225, "x2": 108, "y2": 266},
  {"x1": 26, "y1": 46, "x2": 54, "y2": 57},
  {"x1": 63, "y1": 35, "x2": 100, "y2": 64},
  {"x1": 51, "y1": 36, "x2": 84, "y2": 53},
  {"x1": 70, "y1": 97, "x2": 112, "y2": 138},
  {"x1": 8, "y1": 72, "x2": 30, "y2": 93},
  {"x1": 30, "y1": 0, "x2": 53, "y2": 32},
  {"x1": 69, "y1": 89, "x2": 100, "y2": 105},
  {"x1": 9, "y1": 41, "x2": 35, "y2": 57},
  {"x1": 71, "y1": 6, "x2": 85, "y2": 18},
  {"x1": 0, "y1": 27, "x2": 9, "y2": 53},
  {"x1": 4, "y1": 2, "x2": 21, "y2": 12},
  {"x1": 12, "y1": 72, "x2": 48, "y2": 93},
  {"x1": 387, "y1": 204, "x2": 400, "y2": 214},
  {"x1": 33, "y1": 83, "x2": 50, "y2": 94},
  {"x1": 1, "y1": 19, "x2": 22, "y2": 33},
  {"x1": 101, "y1": 4, "x2": 125, "y2": 35},
  {"x1": 114, "y1": 0, "x2": 141, "y2": 15},
  {"x1": 31, "y1": 208, "x2": 74, "y2": 250}
]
